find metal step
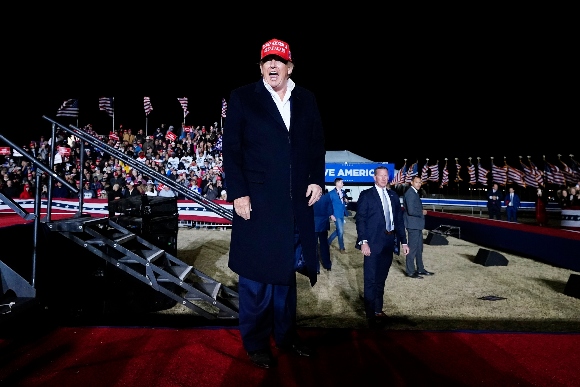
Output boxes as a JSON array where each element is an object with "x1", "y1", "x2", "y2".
[{"x1": 54, "y1": 217, "x2": 239, "y2": 320}]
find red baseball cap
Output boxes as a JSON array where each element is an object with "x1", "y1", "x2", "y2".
[{"x1": 260, "y1": 38, "x2": 292, "y2": 62}]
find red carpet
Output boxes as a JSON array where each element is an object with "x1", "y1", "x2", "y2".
[{"x1": 1, "y1": 326, "x2": 579, "y2": 387}]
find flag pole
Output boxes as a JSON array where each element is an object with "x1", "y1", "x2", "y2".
[{"x1": 112, "y1": 97, "x2": 115, "y2": 133}]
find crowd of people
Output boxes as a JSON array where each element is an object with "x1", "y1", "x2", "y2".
[{"x1": 0, "y1": 122, "x2": 228, "y2": 203}]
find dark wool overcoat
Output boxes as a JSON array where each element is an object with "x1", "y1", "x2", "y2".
[{"x1": 222, "y1": 80, "x2": 326, "y2": 286}]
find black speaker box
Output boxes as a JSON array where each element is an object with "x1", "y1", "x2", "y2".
[
  {"x1": 425, "y1": 232, "x2": 448, "y2": 245},
  {"x1": 113, "y1": 215, "x2": 178, "y2": 235},
  {"x1": 108, "y1": 195, "x2": 177, "y2": 218},
  {"x1": 564, "y1": 274, "x2": 580, "y2": 299},
  {"x1": 475, "y1": 248, "x2": 509, "y2": 266}
]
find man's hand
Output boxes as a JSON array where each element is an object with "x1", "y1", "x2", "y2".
[
  {"x1": 401, "y1": 244, "x2": 410, "y2": 255},
  {"x1": 306, "y1": 184, "x2": 323, "y2": 206},
  {"x1": 233, "y1": 196, "x2": 251, "y2": 220},
  {"x1": 361, "y1": 243, "x2": 371, "y2": 256}
]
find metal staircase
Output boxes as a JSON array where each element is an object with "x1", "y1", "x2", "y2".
[
  {"x1": 45, "y1": 215, "x2": 238, "y2": 319},
  {"x1": 0, "y1": 117, "x2": 239, "y2": 323}
]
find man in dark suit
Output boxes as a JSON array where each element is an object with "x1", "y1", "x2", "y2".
[
  {"x1": 487, "y1": 183, "x2": 504, "y2": 220},
  {"x1": 505, "y1": 186, "x2": 521, "y2": 222},
  {"x1": 355, "y1": 166, "x2": 409, "y2": 327},
  {"x1": 314, "y1": 191, "x2": 335, "y2": 272},
  {"x1": 403, "y1": 175, "x2": 434, "y2": 278},
  {"x1": 222, "y1": 38, "x2": 325, "y2": 369}
]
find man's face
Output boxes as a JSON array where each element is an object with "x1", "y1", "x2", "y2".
[
  {"x1": 411, "y1": 177, "x2": 422, "y2": 190},
  {"x1": 260, "y1": 56, "x2": 293, "y2": 91},
  {"x1": 335, "y1": 180, "x2": 344, "y2": 189},
  {"x1": 374, "y1": 169, "x2": 389, "y2": 189}
]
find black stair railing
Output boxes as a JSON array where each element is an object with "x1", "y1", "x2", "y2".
[{"x1": 41, "y1": 116, "x2": 233, "y2": 222}]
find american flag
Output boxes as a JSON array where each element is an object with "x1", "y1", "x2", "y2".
[
  {"x1": 491, "y1": 158, "x2": 507, "y2": 186},
  {"x1": 528, "y1": 157, "x2": 544, "y2": 187},
  {"x1": 468, "y1": 160, "x2": 476, "y2": 185},
  {"x1": 428, "y1": 161, "x2": 440, "y2": 182},
  {"x1": 558, "y1": 155, "x2": 575, "y2": 185},
  {"x1": 570, "y1": 155, "x2": 580, "y2": 181},
  {"x1": 99, "y1": 97, "x2": 114, "y2": 117},
  {"x1": 420, "y1": 160, "x2": 429, "y2": 184},
  {"x1": 178, "y1": 97, "x2": 189, "y2": 117},
  {"x1": 440, "y1": 159, "x2": 449, "y2": 188},
  {"x1": 477, "y1": 159, "x2": 488, "y2": 185},
  {"x1": 520, "y1": 158, "x2": 538, "y2": 188},
  {"x1": 506, "y1": 162, "x2": 526, "y2": 188},
  {"x1": 391, "y1": 160, "x2": 407, "y2": 185},
  {"x1": 56, "y1": 99, "x2": 79, "y2": 118},
  {"x1": 221, "y1": 98, "x2": 228, "y2": 118},
  {"x1": 405, "y1": 161, "x2": 418, "y2": 184},
  {"x1": 543, "y1": 157, "x2": 566, "y2": 186},
  {"x1": 455, "y1": 159, "x2": 463, "y2": 182},
  {"x1": 144, "y1": 97, "x2": 153, "y2": 116}
]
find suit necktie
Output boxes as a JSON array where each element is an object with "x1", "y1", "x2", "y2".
[{"x1": 382, "y1": 189, "x2": 392, "y2": 231}]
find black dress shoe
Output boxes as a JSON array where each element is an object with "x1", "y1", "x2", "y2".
[
  {"x1": 406, "y1": 272, "x2": 423, "y2": 279},
  {"x1": 417, "y1": 270, "x2": 434, "y2": 276},
  {"x1": 374, "y1": 311, "x2": 389, "y2": 319},
  {"x1": 247, "y1": 349, "x2": 276, "y2": 369},
  {"x1": 277, "y1": 342, "x2": 314, "y2": 357}
]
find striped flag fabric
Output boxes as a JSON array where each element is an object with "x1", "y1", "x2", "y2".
[
  {"x1": 506, "y1": 162, "x2": 526, "y2": 188},
  {"x1": 144, "y1": 97, "x2": 153, "y2": 116},
  {"x1": 468, "y1": 160, "x2": 476, "y2": 185},
  {"x1": 491, "y1": 158, "x2": 507, "y2": 186},
  {"x1": 428, "y1": 161, "x2": 440, "y2": 182},
  {"x1": 405, "y1": 161, "x2": 418, "y2": 184},
  {"x1": 570, "y1": 155, "x2": 580, "y2": 181},
  {"x1": 477, "y1": 158, "x2": 488, "y2": 185},
  {"x1": 440, "y1": 159, "x2": 449, "y2": 188},
  {"x1": 420, "y1": 160, "x2": 429, "y2": 184},
  {"x1": 528, "y1": 157, "x2": 544, "y2": 187},
  {"x1": 454, "y1": 159, "x2": 463, "y2": 182},
  {"x1": 178, "y1": 97, "x2": 189, "y2": 117},
  {"x1": 56, "y1": 99, "x2": 79, "y2": 118},
  {"x1": 520, "y1": 158, "x2": 539, "y2": 188},
  {"x1": 391, "y1": 160, "x2": 407, "y2": 185},
  {"x1": 99, "y1": 97, "x2": 114, "y2": 117},
  {"x1": 221, "y1": 98, "x2": 228, "y2": 118},
  {"x1": 558, "y1": 155, "x2": 575, "y2": 185},
  {"x1": 543, "y1": 157, "x2": 566, "y2": 186}
]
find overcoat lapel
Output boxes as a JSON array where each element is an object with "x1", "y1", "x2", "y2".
[{"x1": 254, "y1": 82, "x2": 287, "y2": 132}]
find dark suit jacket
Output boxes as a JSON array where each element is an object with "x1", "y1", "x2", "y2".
[
  {"x1": 314, "y1": 192, "x2": 333, "y2": 232},
  {"x1": 403, "y1": 187, "x2": 425, "y2": 230},
  {"x1": 223, "y1": 80, "x2": 326, "y2": 286},
  {"x1": 355, "y1": 186, "x2": 407, "y2": 253},
  {"x1": 487, "y1": 188, "x2": 504, "y2": 210},
  {"x1": 505, "y1": 192, "x2": 521, "y2": 208}
]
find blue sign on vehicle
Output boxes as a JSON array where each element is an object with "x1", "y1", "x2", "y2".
[{"x1": 325, "y1": 163, "x2": 395, "y2": 183}]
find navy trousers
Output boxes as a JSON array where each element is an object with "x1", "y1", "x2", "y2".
[
  {"x1": 238, "y1": 275, "x2": 297, "y2": 353},
  {"x1": 316, "y1": 230, "x2": 332, "y2": 271},
  {"x1": 363, "y1": 233, "x2": 395, "y2": 319}
]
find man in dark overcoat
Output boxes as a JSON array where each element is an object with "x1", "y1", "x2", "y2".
[{"x1": 222, "y1": 38, "x2": 325, "y2": 369}]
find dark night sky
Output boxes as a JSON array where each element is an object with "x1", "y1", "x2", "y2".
[{"x1": 4, "y1": 14, "x2": 575, "y2": 172}]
